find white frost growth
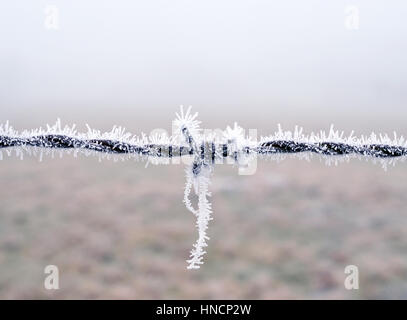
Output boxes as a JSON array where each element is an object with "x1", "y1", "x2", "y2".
[
  {"x1": 260, "y1": 124, "x2": 407, "y2": 148},
  {"x1": 173, "y1": 105, "x2": 201, "y2": 145},
  {"x1": 185, "y1": 165, "x2": 213, "y2": 269},
  {"x1": 173, "y1": 106, "x2": 214, "y2": 269},
  {"x1": 183, "y1": 166, "x2": 199, "y2": 216},
  {"x1": 224, "y1": 122, "x2": 247, "y2": 149},
  {"x1": 257, "y1": 124, "x2": 407, "y2": 170},
  {"x1": 0, "y1": 117, "x2": 177, "y2": 163}
]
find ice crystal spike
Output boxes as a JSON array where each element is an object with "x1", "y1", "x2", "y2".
[{"x1": 1, "y1": 107, "x2": 407, "y2": 269}]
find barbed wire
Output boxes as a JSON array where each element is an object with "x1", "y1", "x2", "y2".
[
  {"x1": 1, "y1": 107, "x2": 407, "y2": 269},
  {"x1": 1, "y1": 133, "x2": 406, "y2": 159}
]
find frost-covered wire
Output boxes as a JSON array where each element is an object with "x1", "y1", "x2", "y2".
[
  {"x1": 1, "y1": 107, "x2": 407, "y2": 269},
  {"x1": 1, "y1": 122, "x2": 406, "y2": 161}
]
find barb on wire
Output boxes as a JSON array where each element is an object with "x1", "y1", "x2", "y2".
[{"x1": 1, "y1": 107, "x2": 407, "y2": 269}]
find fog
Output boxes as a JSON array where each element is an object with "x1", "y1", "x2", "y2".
[{"x1": 1, "y1": 0, "x2": 406, "y2": 134}]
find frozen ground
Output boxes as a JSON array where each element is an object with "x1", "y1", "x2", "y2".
[{"x1": 0, "y1": 154, "x2": 407, "y2": 299}]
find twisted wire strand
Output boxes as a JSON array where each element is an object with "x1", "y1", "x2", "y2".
[
  {"x1": 1, "y1": 134, "x2": 406, "y2": 159},
  {"x1": 258, "y1": 140, "x2": 407, "y2": 158}
]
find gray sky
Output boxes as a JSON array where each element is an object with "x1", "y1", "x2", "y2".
[{"x1": 1, "y1": 0, "x2": 406, "y2": 135}]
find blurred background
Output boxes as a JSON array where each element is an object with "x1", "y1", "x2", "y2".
[{"x1": 0, "y1": 0, "x2": 407, "y2": 299}]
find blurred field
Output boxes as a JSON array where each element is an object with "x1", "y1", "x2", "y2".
[{"x1": 0, "y1": 153, "x2": 407, "y2": 299}]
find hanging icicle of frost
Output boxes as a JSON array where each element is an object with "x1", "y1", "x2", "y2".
[
  {"x1": 173, "y1": 106, "x2": 215, "y2": 269},
  {"x1": 183, "y1": 166, "x2": 199, "y2": 217},
  {"x1": 185, "y1": 164, "x2": 213, "y2": 269}
]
